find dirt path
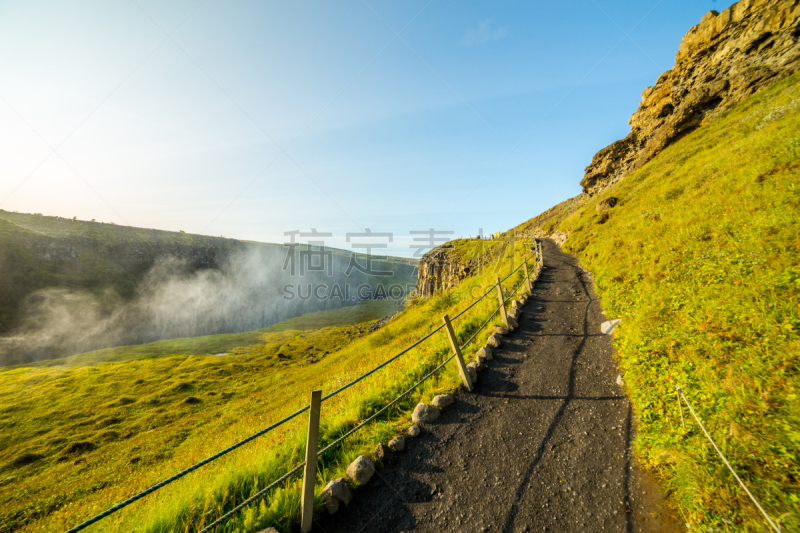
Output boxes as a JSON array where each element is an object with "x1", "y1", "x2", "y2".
[{"x1": 311, "y1": 240, "x2": 681, "y2": 533}]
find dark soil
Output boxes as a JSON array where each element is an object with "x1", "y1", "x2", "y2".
[{"x1": 311, "y1": 239, "x2": 681, "y2": 533}]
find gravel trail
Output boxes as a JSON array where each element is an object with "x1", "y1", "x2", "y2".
[{"x1": 311, "y1": 239, "x2": 681, "y2": 533}]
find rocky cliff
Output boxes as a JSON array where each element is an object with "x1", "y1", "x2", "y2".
[
  {"x1": 415, "y1": 241, "x2": 507, "y2": 298},
  {"x1": 581, "y1": 0, "x2": 800, "y2": 195},
  {"x1": 416, "y1": 245, "x2": 474, "y2": 298}
]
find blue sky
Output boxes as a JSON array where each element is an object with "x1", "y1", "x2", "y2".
[{"x1": 0, "y1": 0, "x2": 736, "y2": 257}]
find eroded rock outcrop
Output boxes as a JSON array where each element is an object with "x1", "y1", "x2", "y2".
[
  {"x1": 415, "y1": 245, "x2": 470, "y2": 298},
  {"x1": 581, "y1": 0, "x2": 800, "y2": 195},
  {"x1": 415, "y1": 242, "x2": 506, "y2": 297}
]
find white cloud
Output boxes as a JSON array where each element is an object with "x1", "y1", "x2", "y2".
[{"x1": 460, "y1": 18, "x2": 510, "y2": 46}]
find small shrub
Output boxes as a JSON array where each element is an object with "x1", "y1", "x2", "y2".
[
  {"x1": 9, "y1": 452, "x2": 46, "y2": 468},
  {"x1": 664, "y1": 186, "x2": 684, "y2": 200},
  {"x1": 430, "y1": 292, "x2": 457, "y2": 313},
  {"x1": 95, "y1": 416, "x2": 123, "y2": 429},
  {"x1": 61, "y1": 442, "x2": 96, "y2": 455},
  {"x1": 170, "y1": 382, "x2": 193, "y2": 393}
]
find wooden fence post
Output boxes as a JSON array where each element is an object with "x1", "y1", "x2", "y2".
[
  {"x1": 442, "y1": 314, "x2": 473, "y2": 391},
  {"x1": 495, "y1": 278, "x2": 509, "y2": 328},
  {"x1": 301, "y1": 390, "x2": 322, "y2": 533},
  {"x1": 523, "y1": 259, "x2": 532, "y2": 293}
]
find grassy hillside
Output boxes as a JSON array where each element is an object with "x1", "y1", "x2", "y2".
[
  {"x1": 0, "y1": 240, "x2": 531, "y2": 532},
  {"x1": 526, "y1": 73, "x2": 800, "y2": 531},
  {"x1": 0, "y1": 299, "x2": 402, "y2": 532}
]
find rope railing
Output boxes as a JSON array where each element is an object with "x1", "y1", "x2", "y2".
[
  {"x1": 316, "y1": 251, "x2": 536, "y2": 459},
  {"x1": 321, "y1": 323, "x2": 445, "y2": 402},
  {"x1": 197, "y1": 249, "x2": 539, "y2": 531},
  {"x1": 314, "y1": 263, "x2": 535, "y2": 465},
  {"x1": 448, "y1": 250, "x2": 529, "y2": 321},
  {"x1": 451, "y1": 284, "x2": 495, "y2": 320},
  {"x1": 198, "y1": 463, "x2": 306, "y2": 533},
  {"x1": 65, "y1": 244, "x2": 541, "y2": 533},
  {"x1": 64, "y1": 318, "x2": 448, "y2": 533},
  {"x1": 316, "y1": 352, "x2": 458, "y2": 459},
  {"x1": 322, "y1": 249, "x2": 535, "y2": 402},
  {"x1": 675, "y1": 386, "x2": 782, "y2": 532},
  {"x1": 461, "y1": 303, "x2": 503, "y2": 349},
  {"x1": 64, "y1": 405, "x2": 312, "y2": 533}
]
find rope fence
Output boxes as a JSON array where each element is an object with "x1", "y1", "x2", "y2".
[
  {"x1": 65, "y1": 241, "x2": 542, "y2": 533},
  {"x1": 64, "y1": 406, "x2": 312, "y2": 533},
  {"x1": 675, "y1": 386, "x2": 782, "y2": 532},
  {"x1": 198, "y1": 463, "x2": 306, "y2": 533}
]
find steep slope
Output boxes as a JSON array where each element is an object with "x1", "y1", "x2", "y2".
[{"x1": 518, "y1": 71, "x2": 800, "y2": 531}]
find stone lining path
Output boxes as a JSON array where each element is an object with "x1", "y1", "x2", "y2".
[{"x1": 310, "y1": 239, "x2": 680, "y2": 533}]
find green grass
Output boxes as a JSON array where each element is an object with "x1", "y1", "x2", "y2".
[
  {"x1": 437, "y1": 237, "x2": 506, "y2": 266},
  {"x1": 532, "y1": 73, "x2": 800, "y2": 531},
  {"x1": 0, "y1": 240, "x2": 534, "y2": 533}
]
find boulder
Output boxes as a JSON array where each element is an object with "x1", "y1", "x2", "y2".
[
  {"x1": 321, "y1": 478, "x2": 353, "y2": 514},
  {"x1": 475, "y1": 355, "x2": 486, "y2": 371},
  {"x1": 407, "y1": 425, "x2": 421, "y2": 438},
  {"x1": 508, "y1": 309, "x2": 520, "y2": 320},
  {"x1": 477, "y1": 345, "x2": 493, "y2": 360},
  {"x1": 493, "y1": 326, "x2": 509, "y2": 336},
  {"x1": 412, "y1": 403, "x2": 440, "y2": 423},
  {"x1": 346, "y1": 455, "x2": 375, "y2": 485},
  {"x1": 507, "y1": 317, "x2": 519, "y2": 329},
  {"x1": 373, "y1": 442, "x2": 393, "y2": 463},
  {"x1": 389, "y1": 436, "x2": 406, "y2": 451},
  {"x1": 432, "y1": 394, "x2": 454, "y2": 408},
  {"x1": 601, "y1": 318, "x2": 621, "y2": 334},
  {"x1": 466, "y1": 362, "x2": 478, "y2": 383},
  {"x1": 487, "y1": 334, "x2": 501, "y2": 348}
]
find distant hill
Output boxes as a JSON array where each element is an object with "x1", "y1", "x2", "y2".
[{"x1": 0, "y1": 211, "x2": 416, "y2": 365}]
